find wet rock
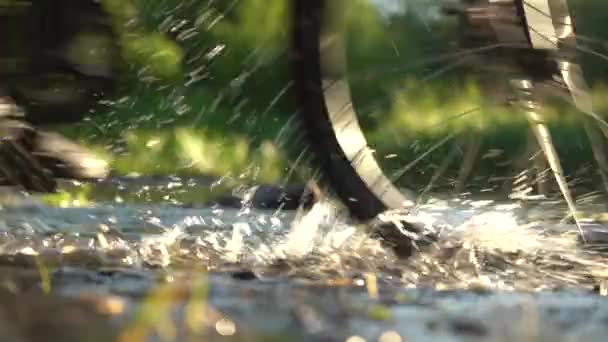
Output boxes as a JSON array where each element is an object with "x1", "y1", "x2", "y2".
[
  {"x1": 450, "y1": 318, "x2": 488, "y2": 337},
  {"x1": 0, "y1": 96, "x2": 56, "y2": 192},
  {"x1": 231, "y1": 270, "x2": 258, "y2": 281},
  {"x1": 369, "y1": 219, "x2": 437, "y2": 259},
  {"x1": 0, "y1": 95, "x2": 109, "y2": 192},
  {"x1": 32, "y1": 131, "x2": 109, "y2": 180},
  {"x1": 209, "y1": 182, "x2": 320, "y2": 210},
  {"x1": 579, "y1": 224, "x2": 608, "y2": 250},
  {"x1": 248, "y1": 183, "x2": 317, "y2": 210}
]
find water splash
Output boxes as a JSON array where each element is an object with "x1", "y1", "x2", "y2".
[{"x1": 0, "y1": 187, "x2": 607, "y2": 292}]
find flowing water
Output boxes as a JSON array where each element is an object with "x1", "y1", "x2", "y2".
[
  {"x1": 3, "y1": 0, "x2": 608, "y2": 340},
  {"x1": 1, "y1": 177, "x2": 608, "y2": 341}
]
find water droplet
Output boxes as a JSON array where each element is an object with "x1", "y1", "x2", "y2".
[
  {"x1": 346, "y1": 336, "x2": 366, "y2": 342},
  {"x1": 215, "y1": 318, "x2": 236, "y2": 336},
  {"x1": 378, "y1": 331, "x2": 402, "y2": 342}
]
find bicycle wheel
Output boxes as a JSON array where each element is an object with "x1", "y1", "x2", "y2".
[{"x1": 291, "y1": 0, "x2": 604, "y2": 233}]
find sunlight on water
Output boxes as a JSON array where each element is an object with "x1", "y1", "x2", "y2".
[{"x1": 0, "y1": 191, "x2": 606, "y2": 291}]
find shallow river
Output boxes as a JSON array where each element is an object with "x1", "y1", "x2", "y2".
[{"x1": 0, "y1": 177, "x2": 607, "y2": 341}]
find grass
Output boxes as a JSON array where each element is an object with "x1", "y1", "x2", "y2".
[
  {"x1": 44, "y1": 73, "x2": 608, "y2": 206},
  {"x1": 45, "y1": 81, "x2": 292, "y2": 205},
  {"x1": 55, "y1": 82, "x2": 290, "y2": 179},
  {"x1": 38, "y1": 0, "x2": 608, "y2": 204}
]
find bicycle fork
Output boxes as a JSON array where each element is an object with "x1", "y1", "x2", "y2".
[
  {"x1": 510, "y1": 0, "x2": 602, "y2": 240},
  {"x1": 446, "y1": 0, "x2": 605, "y2": 240}
]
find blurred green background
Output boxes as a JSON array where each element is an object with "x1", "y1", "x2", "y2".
[
  {"x1": 59, "y1": 0, "x2": 294, "y2": 184},
  {"x1": 4, "y1": 0, "x2": 608, "y2": 199}
]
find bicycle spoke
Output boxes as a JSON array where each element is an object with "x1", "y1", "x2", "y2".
[
  {"x1": 454, "y1": 134, "x2": 482, "y2": 194},
  {"x1": 342, "y1": 42, "x2": 524, "y2": 83},
  {"x1": 292, "y1": 0, "x2": 606, "y2": 246}
]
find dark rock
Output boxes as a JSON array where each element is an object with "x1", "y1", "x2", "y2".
[
  {"x1": 231, "y1": 270, "x2": 258, "y2": 281},
  {"x1": 208, "y1": 181, "x2": 321, "y2": 210},
  {"x1": 369, "y1": 219, "x2": 438, "y2": 259},
  {"x1": 0, "y1": 95, "x2": 109, "y2": 192},
  {"x1": 249, "y1": 183, "x2": 314, "y2": 210},
  {"x1": 450, "y1": 318, "x2": 488, "y2": 337},
  {"x1": 426, "y1": 320, "x2": 439, "y2": 332},
  {"x1": 579, "y1": 224, "x2": 608, "y2": 252},
  {"x1": 0, "y1": 96, "x2": 57, "y2": 192}
]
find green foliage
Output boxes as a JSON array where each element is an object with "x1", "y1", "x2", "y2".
[
  {"x1": 100, "y1": 0, "x2": 139, "y2": 23},
  {"x1": 367, "y1": 304, "x2": 393, "y2": 321},
  {"x1": 111, "y1": 127, "x2": 284, "y2": 181},
  {"x1": 211, "y1": 0, "x2": 290, "y2": 53},
  {"x1": 41, "y1": 184, "x2": 95, "y2": 207},
  {"x1": 57, "y1": 0, "x2": 608, "y2": 198},
  {"x1": 122, "y1": 33, "x2": 184, "y2": 80},
  {"x1": 101, "y1": 0, "x2": 184, "y2": 80}
]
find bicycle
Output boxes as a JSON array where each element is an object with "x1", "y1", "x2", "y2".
[
  {"x1": 291, "y1": 0, "x2": 607, "y2": 254},
  {"x1": 1, "y1": 0, "x2": 606, "y2": 258}
]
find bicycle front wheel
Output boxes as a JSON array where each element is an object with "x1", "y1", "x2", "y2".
[{"x1": 291, "y1": 0, "x2": 606, "y2": 229}]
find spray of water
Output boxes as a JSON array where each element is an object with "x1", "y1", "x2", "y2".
[{"x1": 0, "y1": 189, "x2": 606, "y2": 292}]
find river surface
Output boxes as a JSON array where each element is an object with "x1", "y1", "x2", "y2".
[
  {"x1": 0, "y1": 177, "x2": 607, "y2": 341},
  {"x1": 2, "y1": 0, "x2": 608, "y2": 340}
]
